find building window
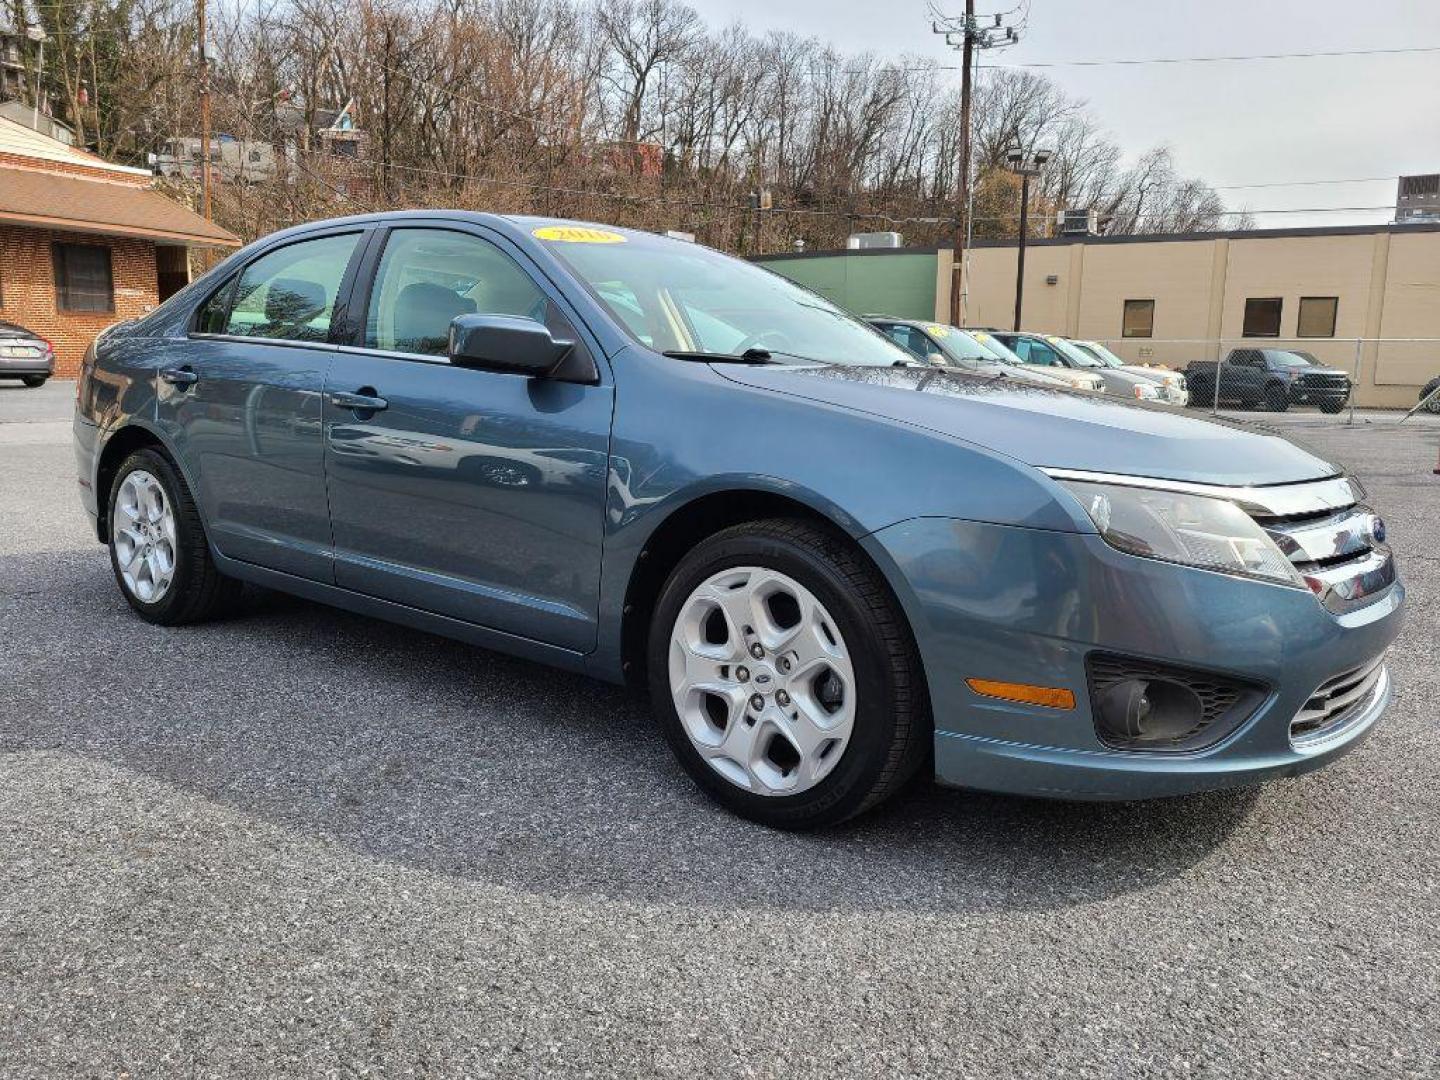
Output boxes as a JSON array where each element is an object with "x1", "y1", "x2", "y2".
[
  {"x1": 1122, "y1": 299, "x2": 1154, "y2": 338},
  {"x1": 1297, "y1": 296, "x2": 1338, "y2": 338},
  {"x1": 52, "y1": 243, "x2": 114, "y2": 313},
  {"x1": 1242, "y1": 297, "x2": 1283, "y2": 337}
]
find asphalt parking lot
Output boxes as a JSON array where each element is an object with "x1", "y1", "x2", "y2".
[{"x1": 2, "y1": 379, "x2": 1437, "y2": 1078}]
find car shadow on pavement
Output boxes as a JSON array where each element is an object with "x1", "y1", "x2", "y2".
[{"x1": 1, "y1": 551, "x2": 1262, "y2": 916}]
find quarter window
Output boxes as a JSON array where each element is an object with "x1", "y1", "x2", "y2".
[
  {"x1": 53, "y1": 243, "x2": 114, "y2": 313},
  {"x1": 365, "y1": 229, "x2": 570, "y2": 356},
  {"x1": 1242, "y1": 297, "x2": 1283, "y2": 338},
  {"x1": 1121, "y1": 299, "x2": 1154, "y2": 338},
  {"x1": 1297, "y1": 296, "x2": 1338, "y2": 338},
  {"x1": 223, "y1": 232, "x2": 360, "y2": 341}
]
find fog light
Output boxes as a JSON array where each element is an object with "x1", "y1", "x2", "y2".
[{"x1": 1094, "y1": 678, "x2": 1205, "y2": 744}]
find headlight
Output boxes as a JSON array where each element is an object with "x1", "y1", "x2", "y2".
[
  {"x1": 1132, "y1": 382, "x2": 1161, "y2": 400},
  {"x1": 1058, "y1": 479, "x2": 1304, "y2": 587}
]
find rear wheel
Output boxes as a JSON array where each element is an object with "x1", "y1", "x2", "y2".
[
  {"x1": 21, "y1": 376, "x2": 47, "y2": 388},
  {"x1": 108, "y1": 447, "x2": 240, "y2": 624},
  {"x1": 647, "y1": 518, "x2": 929, "y2": 830}
]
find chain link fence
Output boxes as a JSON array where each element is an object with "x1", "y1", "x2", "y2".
[{"x1": 1086, "y1": 336, "x2": 1440, "y2": 424}]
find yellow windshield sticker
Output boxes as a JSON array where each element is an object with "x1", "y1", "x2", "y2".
[
  {"x1": 532, "y1": 226, "x2": 627, "y2": 244},
  {"x1": 924, "y1": 324, "x2": 951, "y2": 338}
]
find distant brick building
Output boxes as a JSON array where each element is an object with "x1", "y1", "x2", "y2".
[{"x1": 0, "y1": 115, "x2": 239, "y2": 377}]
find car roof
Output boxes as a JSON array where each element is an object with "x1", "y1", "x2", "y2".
[{"x1": 0, "y1": 319, "x2": 38, "y2": 336}]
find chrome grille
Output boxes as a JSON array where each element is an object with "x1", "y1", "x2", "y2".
[
  {"x1": 1291, "y1": 654, "x2": 1388, "y2": 750},
  {"x1": 1246, "y1": 481, "x2": 1395, "y2": 614}
]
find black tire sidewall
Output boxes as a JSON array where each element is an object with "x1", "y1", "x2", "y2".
[
  {"x1": 647, "y1": 525, "x2": 908, "y2": 828},
  {"x1": 108, "y1": 448, "x2": 204, "y2": 623}
]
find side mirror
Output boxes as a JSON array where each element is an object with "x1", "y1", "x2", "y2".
[
  {"x1": 448, "y1": 314, "x2": 574, "y2": 378},
  {"x1": 926, "y1": 351, "x2": 946, "y2": 365}
]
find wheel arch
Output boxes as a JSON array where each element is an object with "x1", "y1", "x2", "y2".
[
  {"x1": 93, "y1": 422, "x2": 189, "y2": 542},
  {"x1": 616, "y1": 487, "x2": 923, "y2": 693}
]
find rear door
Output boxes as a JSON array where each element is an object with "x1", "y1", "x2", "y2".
[
  {"x1": 322, "y1": 224, "x2": 613, "y2": 651},
  {"x1": 157, "y1": 227, "x2": 369, "y2": 580}
]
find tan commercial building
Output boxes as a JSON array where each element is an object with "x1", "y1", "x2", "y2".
[{"x1": 758, "y1": 222, "x2": 1440, "y2": 408}]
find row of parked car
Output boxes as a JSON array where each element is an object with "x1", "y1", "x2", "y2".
[
  {"x1": 864, "y1": 317, "x2": 1191, "y2": 406},
  {"x1": 863, "y1": 316, "x2": 1440, "y2": 416}
]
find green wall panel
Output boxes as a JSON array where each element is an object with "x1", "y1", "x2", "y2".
[{"x1": 754, "y1": 253, "x2": 938, "y2": 320}]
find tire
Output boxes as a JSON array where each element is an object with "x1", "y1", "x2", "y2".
[
  {"x1": 647, "y1": 518, "x2": 930, "y2": 830},
  {"x1": 107, "y1": 446, "x2": 240, "y2": 625},
  {"x1": 1319, "y1": 399, "x2": 1346, "y2": 415},
  {"x1": 21, "y1": 376, "x2": 47, "y2": 388},
  {"x1": 1264, "y1": 383, "x2": 1291, "y2": 412}
]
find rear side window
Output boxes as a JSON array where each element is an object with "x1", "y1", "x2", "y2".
[
  {"x1": 223, "y1": 233, "x2": 360, "y2": 342},
  {"x1": 365, "y1": 228, "x2": 574, "y2": 356}
]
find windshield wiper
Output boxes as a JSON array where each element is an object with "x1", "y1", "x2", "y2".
[{"x1": 662, "y1": 349, "x2": 779, "y2": 365}]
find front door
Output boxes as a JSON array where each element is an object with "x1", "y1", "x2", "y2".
[
  {"x1": 157, "y1": 229, "x2": 366, "y2": 580},
  {"x1": 323, "y1": 226, "x2": 613, "y2": 652}
]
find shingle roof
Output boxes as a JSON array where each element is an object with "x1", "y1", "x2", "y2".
[{"x1": 0, "y1": 113, "x2": 151, "y2": 178}]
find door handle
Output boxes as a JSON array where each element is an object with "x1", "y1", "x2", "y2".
[
  {"x1": 329, "y1": 390, "x2": 389, "y2": 413},
  {"x1": 160, "y1": 366, "x2": 199, "y2": 387}
]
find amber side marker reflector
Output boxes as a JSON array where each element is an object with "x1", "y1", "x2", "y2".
[{"x1": 966, "y1": 678, "x2": 1076, "y2": 710}]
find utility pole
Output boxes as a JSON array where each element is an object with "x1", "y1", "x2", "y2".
[
  {"x1": 198, "y1": 0, "x2": 212, "y2": 220},
  {"x1": 933, "y1": 5, "x2": 1021, "y2": 327}
]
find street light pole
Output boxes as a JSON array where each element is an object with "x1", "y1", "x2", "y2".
[
  {"x1": 1014, "y1": 170, "x2": 1030, "y2": 332},
  {"x1": 1005, "y1": 147, "x2": 1051, "y2": 333}
]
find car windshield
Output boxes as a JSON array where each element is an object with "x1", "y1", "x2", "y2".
[
  {"x1": 965, "y1": 330, "x2": 1025, "y2": 364},
  {"x1": 926, "y1": 326, "x2": 997, "y2": 363},
  {"x1": 530, "y1": 223, "x2": 908, "y2": 367},
  {"x1": 1265, "y1": 350, "x2": 1320, "y2": 368},
  {"x1": 1047, "y1": 337, "x2": 1105, "y2": 367},
  {"x1": 1074, "y1": 342, "x2": 1126, "y2": 368}
]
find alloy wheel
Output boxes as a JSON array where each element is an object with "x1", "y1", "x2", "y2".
[
  {"x1": 113, "y1": 469, "x2": 178, "y2": 603},
  {"x1": 668, "y1": 566, "x2": 856, "y2": 796}
]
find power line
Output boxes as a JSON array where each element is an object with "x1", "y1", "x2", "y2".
[{"x1": 947, "y1": 44, "x2": 1440, "y2": 69}]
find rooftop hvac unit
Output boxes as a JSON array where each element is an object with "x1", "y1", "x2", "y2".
[
  {"x1": 1396, "y1": 174, "x2": 1440, "y2": 223},
  {"x1": 847, "y1": 231, "x2": 903, "y2": 249},
  {"x1": 1058, "y1": 209, "x2": 1099, "y2": 236}
]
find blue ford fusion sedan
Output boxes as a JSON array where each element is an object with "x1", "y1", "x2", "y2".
[{"x1": 74, "y1": 213, "x2": 1404, "y2": 829}]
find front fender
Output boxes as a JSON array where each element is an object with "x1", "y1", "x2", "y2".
[{"x1": 585, "y1": 350, "x2": 1092, "y2": 678}]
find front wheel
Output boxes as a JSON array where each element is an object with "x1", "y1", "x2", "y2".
[
  {"x1": 1264, "y1": 383, "x2": 1291, "y2": 412},
  {"x1": 647, "y1": 519, "x2": 929, "y2": 830},
  {"x1": 1319, "y1": 399, "x2": 1346, "y2": 415},
  {"x1": 108, "y1": 447, "x2": 241, "y2": 624}
]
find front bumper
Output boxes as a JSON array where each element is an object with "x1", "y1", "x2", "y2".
[{"x1": 864, "y1": 517, "x2": 1405, "y2": 800}]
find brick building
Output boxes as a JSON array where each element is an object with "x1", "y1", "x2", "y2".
[{"x1": 0, "y1": 115, "x2": 239, "y2": 377}]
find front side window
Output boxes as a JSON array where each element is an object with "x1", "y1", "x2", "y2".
[
  {"x1": 1012, "y1": 338, "x2": 1061, "y2": 366},
  {"x1": 224, "y1": 232, "x2": 360, "y2": 341},
  {"x1": 366, "y1": 229, "x2": 571, "y2": 356},
  {"x1": 53, "y1": 243, "x2": 114, "y2": 313},
  {"x1": 1122, "y1": 299, "x2": 1154, "y2": 338},
  {"x1": 1242, "y1": 297, "x2": 1283, "y2": 338},
  {"x1": 1297, "y1": 296, "x2": 1338, "y2": 338}
]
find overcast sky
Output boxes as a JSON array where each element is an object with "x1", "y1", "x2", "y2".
[{"x1": 687, "y1": 0, "x2": 1440, "y2": 228}]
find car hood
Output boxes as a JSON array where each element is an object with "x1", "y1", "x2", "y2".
[{"x1": 717, "y1": 363, "x2": 1339, "y2": 486}]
